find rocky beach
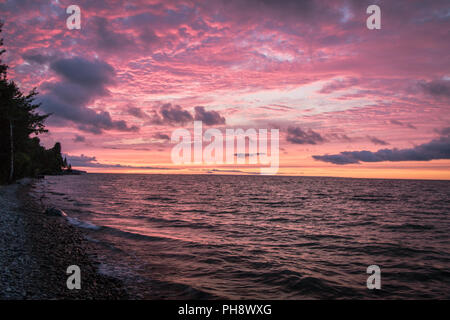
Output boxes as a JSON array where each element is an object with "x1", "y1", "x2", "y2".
[{"x1": 0, "y1": 179, "x2": 128, "y2": 299}]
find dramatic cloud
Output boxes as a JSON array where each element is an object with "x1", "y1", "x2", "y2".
[
  {"x1": 127, "y1": 106, "x2": 148, "y2": 119},
  {"x1": 153, "y1": 133, "x2": 170, "y2": 141},
  {"x1": 66, "y1": 154, "x2": 97, "y2": 166},
  {"x1": 66, "y1": 154, "x2": 171, "y2": 170},
  {"x1": 150, "y1": 104, "x2": 193, "y2": 125},
  {"x1": 325, "y1": 133, "x2": 353, "y2": 142},
  {"x1": 436, "y1": 127, "x2": 450, "y2": 136},
  {"x1": 22, "y1": 51, "x2": 55, "y2": 64},
  {"x1": 389, "y1": 120, "x2": 417, "y2": 130},
  {"x1": 38, "y1": 57, "x2": 138, "y2": 134},
  {"x1": 50, "y1": 57, "x2": 115, "y2": 88},
  {"x1": 194, "y1": 106, "x2": 226, "y2": 125},
  {"x1": 313, "y1": 134, "x2": 450, "y2": 165},
  {"x1": 286, "y1": 127, "x2": 326, "y2": 145},
  {"x1": 91, "y1": 16, "x2": 135, "y2": 52},
  {"x1": 419, "y1": 79, "x2": 450, "y2": 98},
  {"x1": 134, "y1": 105, "x2": 226, "y2": 126},
  {"x1": 367, "y1": 136, "x2": 389, "y2": 146},
  {"x1": 40, "y1": 91, "x2": 139, "y2": 134},
  {"x1": 320, "y1": 78, "x2": 358, "y2": 94},
  {"x1": 1, "y1": 0, "x2": 449, "y2": 177},
  {"x1": 73, "y1": 135, "x2": 86, "y2": 143}
]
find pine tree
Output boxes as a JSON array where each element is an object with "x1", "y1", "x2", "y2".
[{"x1": 0, "y1": 22, "x2": 65, "y2": 183}]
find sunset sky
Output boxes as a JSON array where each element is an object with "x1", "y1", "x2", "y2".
[{"x1": 1, "y1": 0, "x2": 449, "y2": 179}]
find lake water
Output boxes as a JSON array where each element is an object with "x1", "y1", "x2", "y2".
[{"x1": 32, "y1": 174, "x2": 450, "y2": 299}]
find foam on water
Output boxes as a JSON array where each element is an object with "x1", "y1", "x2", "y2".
[{"x1": 66, "y1": 216, "x2": 101, "y2": 230}]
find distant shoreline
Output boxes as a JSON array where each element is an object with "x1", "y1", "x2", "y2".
[
  {"x1": 0, "y1": 179, "x2": 128, "y2": 299},
  {"x1": 69, "y1": 170, "x2": 450, "y2": 182}
]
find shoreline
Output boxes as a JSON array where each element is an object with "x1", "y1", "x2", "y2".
[{"x1": 0, "y1": 179, "x2": 129, "y2": 299}]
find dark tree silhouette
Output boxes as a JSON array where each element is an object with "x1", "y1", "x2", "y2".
[{"x1": 0, "y1": 22, "x2": 67, "y2": 183}]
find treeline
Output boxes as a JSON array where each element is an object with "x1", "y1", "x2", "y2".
[{"x1": 0, "y1": 23, "x2": 68, "y2": 184}]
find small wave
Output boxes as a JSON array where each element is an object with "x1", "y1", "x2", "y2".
[
  {"x1": 179, "y1": 209, "x2": 208, "y2": 214},
  {"x1": 73, "y1": 202, "x2": 92, "y2": 207},
  {"x1": 348, "y1": 243, "x2": 442, "y2": 258},
  {"x1": 101, "y1": 225, "x2": 172, "y2": 242},
  {"x1": 302, "y1": 233, "x2": 352, "y2": 241},
  {"x1": 149, "y1": 279, "x2": 220, "y2": 299},
  {"x1": 263, "y1": 201, "x2": 288, "y2": 207},
  {"x1": 143, "y1": 216, "x2": 215, "y2": 230},
  {"x1": 233, "y1": 268, "x2": 356, "y2": 298},
  {"x1": 49, "y1": 191, "x2": 65, "y2": 196},
  {"x1": 268, "y1": 217, "x2": 290, "y2": 222},
  {"x1": 66, "y1": 216, "x2": 101, "y2": 230},
  {"x1": 384, "y1": 223, "x2": 435, "y2": 230},
  {"x1": 350, "y1": 194, "x2": 395, "y2": 202},
  {"x1": 144, "y1": 195, "x2": 174, "y2": 201}
]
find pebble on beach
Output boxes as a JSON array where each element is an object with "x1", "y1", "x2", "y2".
[{"x1": 0, "y1": 181, "x2": 129, "y2": 300}]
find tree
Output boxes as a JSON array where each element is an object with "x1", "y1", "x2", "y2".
[{"x1": 0, "y1": 22, "x2": 65, "y2": 183}]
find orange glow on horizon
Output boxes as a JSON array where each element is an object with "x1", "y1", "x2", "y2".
[{"x1": 75, "y1": 159, "x2": 450, "y2": 180}]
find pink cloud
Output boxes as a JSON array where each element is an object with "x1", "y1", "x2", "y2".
[{"x1": 0, "y1": 0, "x2": 448, "y2": 174}]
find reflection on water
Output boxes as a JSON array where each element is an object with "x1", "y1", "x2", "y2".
[{"x1": 33, "y1": 174, "x2": 450, "y2": 299}]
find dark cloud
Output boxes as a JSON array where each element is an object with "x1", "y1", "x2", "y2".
[
  {"x1": 326, "y1": 133, "x2": 353, "y2": 142},
  {"x1": 38, "y1": 57, "x2": 138, "y2": 134},
  {"x1": 50, "y1": 57, "x2": 115, "y2": 88},
  {"x1": 367, "y1": 135, "x2": 389, "y2": 146},
  {"x1": 389, "y1": 119, "x2": 417, "y2": 130},
  {"x1": 66, "y1": 154, "x2": 172, "y2": 170},
  {"x1": 234, "y1": 153, "x2": 265, "y2": 157},
  {"x1": 66, "y1": 154, "x2": 96, "y2": 166},
  {"x1": 138, "y1": 26, "x2": 161, "y2": 46},
  {"x1": 22, "y1": 51, "x2": 54, "y2": 64},
  {"x1": 436, "y1": 127, "x2": 450, "y2": 136},
  {"x1": 91, "y1": 16, "x2": 135, "y2": 52},
  {"x1": 286, "y1": 127, "x2": 326, "y2": 145},
  {"x1": 220, "y1": 0, "x2": 341, "y2": 24},
  {"x1": 153, "y1": 133, "x2": 170, "y2": 141},
  {"x1": 194, "y1": 106, "x2": 226, "y2": 125},
  {"x1": 39, "y1": 91, "x2": 139, "y2": 134},
  {"x1": 41, "y1": 81, "x2": 96, "y2": 107},
  {"x1": 253, "y1": 0, "x2": 315, "y2": 12},
  {"x1": 148, "y1": 104, "x2": 226, "y2": 126},
  {"x1": 150, "y1": 103, "x2": 194, "y2": 125},
  {"x1": 319, "y1": 78, "x2": 358, "y2": 94},
  {"x1": 73, "y1": 135, "x2": 86, "y2": 143},
  {"x1": 127, "y1": 106, "x2": 148, "y2": 119},
  {"x1": 419, "y1": 79, "x2": 450, "y2": 98},
  {"x1": 313, "y1": 133, "x2": 450, "y2": 165},
  {"x1": 0, "y1": 0, "x2": 43, "y2": 13}
]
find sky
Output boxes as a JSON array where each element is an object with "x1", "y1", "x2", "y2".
[{"x1": 1, "y1": 0, "x2": 449, "y2": 179}]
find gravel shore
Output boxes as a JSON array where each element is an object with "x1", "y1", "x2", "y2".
[{"x1": 0, "y1": 179, "x2": 129, "y2": 299}]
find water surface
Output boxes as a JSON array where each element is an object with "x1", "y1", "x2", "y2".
[{"x1": 32, "y1": 174, "x2": 450, "y2": 299}]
